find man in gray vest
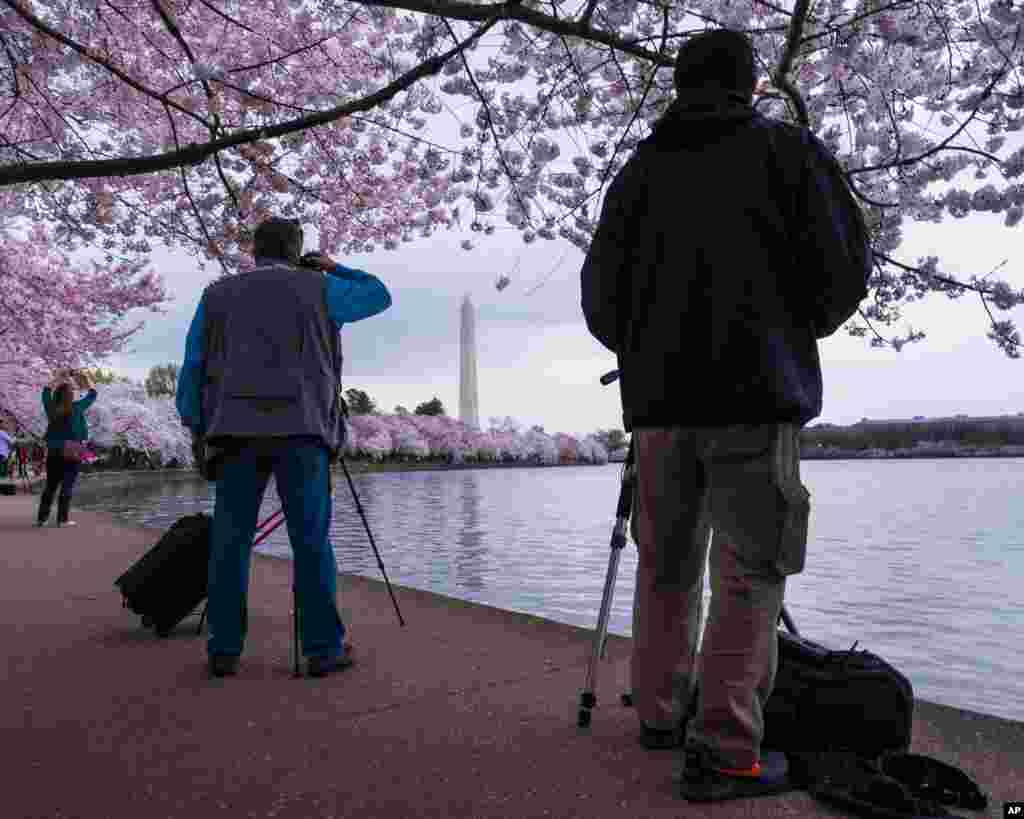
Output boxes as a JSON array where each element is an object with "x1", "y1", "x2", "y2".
[
  {"x1": 176, "y1": 217, "x2": 391, "y2": 678},
  {"x1": 581, "y1": 30, "x2": 871, "y2": 801}
]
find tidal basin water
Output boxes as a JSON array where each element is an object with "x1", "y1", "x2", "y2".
[{"x1": 75, "y1": 458, "x2": 1024, "y2": 723}]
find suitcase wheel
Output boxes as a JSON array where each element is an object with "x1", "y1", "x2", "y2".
[{"x1": 155, "y1": 626, "x2": 172, "y2": 638}]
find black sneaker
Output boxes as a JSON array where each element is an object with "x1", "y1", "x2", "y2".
[
  {"x1": 307, "y1": 647, "x2": 355, "y2": 678},
  {"x1": 208, "y1": 655, "x2": 240, "y2": 678}
]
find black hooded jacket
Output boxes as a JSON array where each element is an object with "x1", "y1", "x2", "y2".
[{"x1": 580, "y1": 91, "x2": 872, "y2": 431}]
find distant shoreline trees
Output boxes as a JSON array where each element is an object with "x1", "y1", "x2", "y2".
[{"x1": 801, "y1": 415, "x2": 1024, "y2": 452}]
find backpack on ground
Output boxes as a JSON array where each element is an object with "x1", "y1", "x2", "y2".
[
  {"x1": 115, "y1": 513, "x2": 211, "y2": 637},
  {"x1": 761, "y1": 627, "x2": 987, "y2": 818},
  {"x1": 763, "y1": 629, "x2": 913, "y2": 755}
]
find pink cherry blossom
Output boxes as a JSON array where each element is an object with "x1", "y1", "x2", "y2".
[
  {"x1": 0, "y1": 0, "x2": 1019, "y2": 381},
  {"x1": 0, "y1": 225, "x2": 167, "y2": 434}
]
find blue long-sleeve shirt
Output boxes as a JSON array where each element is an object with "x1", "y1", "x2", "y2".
[{"x1": 175, "y1": 260, "x2": 391, "y2": 435}]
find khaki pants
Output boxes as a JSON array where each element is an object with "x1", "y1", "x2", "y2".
[{"x1": 629, "y1": 424, "x2": 809, "y2": 769}]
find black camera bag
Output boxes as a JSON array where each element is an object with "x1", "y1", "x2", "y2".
[{"x1": 762, "y1": 630, "x2": 914, "y2": 756}]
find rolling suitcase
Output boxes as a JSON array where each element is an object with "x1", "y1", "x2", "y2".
[{"x1": 115, "y1": 513, "x2": 212, "y2": 637}]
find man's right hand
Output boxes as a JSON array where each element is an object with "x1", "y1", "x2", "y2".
[{"x1": 301, "y1": 252, "x2": 337, "y2": 272}]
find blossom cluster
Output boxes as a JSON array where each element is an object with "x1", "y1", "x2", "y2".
[
  {"x1": 0, "y1": 223, "x2": 168, "y2": 434},
  {"x1": 5, "y1": 379, "x2": 609, "y2": 469},
  {"x1": 346, "y1": 413, "x2": 609, "y2": 465},
  {"x1": 6, "y1": 380, "x2": 192, "y2": 465}
]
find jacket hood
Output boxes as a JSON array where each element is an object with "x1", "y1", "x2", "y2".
[{"x1": 642, "y1": 91, "x2": 757, "y2": 150}]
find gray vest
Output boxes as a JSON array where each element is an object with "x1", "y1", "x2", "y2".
[{"x1": 201, "y1": 261, "x2": 344, "y2": 451}]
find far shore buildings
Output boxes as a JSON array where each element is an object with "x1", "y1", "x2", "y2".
[
  {"x1": 803, "y1": 411, "x2": 1024, "y2": 458},
  {"x1": 812, "y1": 412, "x2": 1024, "y2": 432},
  {"x1": 863, "y1": 412, "x2": 1024, "y2": 424}
]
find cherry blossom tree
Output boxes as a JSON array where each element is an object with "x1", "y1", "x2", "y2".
[
  {"x1": 9, "y1": 369, "x2": 610, "y2": 465},
  {"x1": 347, "y1": 412, "x2": 395, "y2": 459},
  {"x1": 85, "y1": 380, "x2": 193, "y2": 464},
  {"x1": 343, "y1": 408, "x2": 607, "y2": 464},
  {"x1": 0, "y1": 220, "x2": 167, "y2": 432},
  {"x1": 3, "y1": 0, "x2": 1024, "y2": 360},
  {"x1": 7, "y1": 377, "x2": 191, "y2": 464}
]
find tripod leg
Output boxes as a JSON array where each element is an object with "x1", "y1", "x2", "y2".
[
  {"x1": 578, "y1": 542, "x2": 625, "y2": 727},
  {"x1": 577, "y1": 442, "x2": 634, "y2": 729},
  {"x1": 621, "y1": 563, "x2": 640, "y2": 708},
  {"x1": 292, "y1": 585, "x2": 302, "y2": 678},
  {"x1": 338, "y1": 455, "x2": 405, "y2": 627}
]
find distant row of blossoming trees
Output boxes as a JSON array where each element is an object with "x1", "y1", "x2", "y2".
[{"x1": 10, "y1": 382, "x2": 610, "y2": 469}]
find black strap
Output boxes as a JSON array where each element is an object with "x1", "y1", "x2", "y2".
[
  {"x1": 879, "y1": 752, "x2": 987, "y2": 811},
  {"x1": 789, "y1": 750, "x2": 986, "y2": 814}
]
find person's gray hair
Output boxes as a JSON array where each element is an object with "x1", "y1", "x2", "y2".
[{"x1": 253, "y1": 217, "x2": 303, "y2": 263}]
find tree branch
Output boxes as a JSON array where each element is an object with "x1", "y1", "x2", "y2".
[
  {"x1": 872, "y1": 250, "x2": 1019, "y2": 299},
  {"x1": 0, "y1": 13, "x2": 501, "y2": 185},
  {"x1": 771, "y1": 0, "x2": 812, "y2": 127},
  {"x1": 356, "y1": 0, "x2": 673, "y2": 66}
]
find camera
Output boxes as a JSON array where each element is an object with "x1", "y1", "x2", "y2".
[{"x1": 299, "y1": 252, "x2": 322, "y2": 269}]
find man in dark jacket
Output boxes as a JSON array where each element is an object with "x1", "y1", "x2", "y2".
[
  {"x1": 176, "y1": 217, "x2": 391, "y2": 679},
  {"x1": 580, "y1": 29, "x2": 871, "y2": 802}
]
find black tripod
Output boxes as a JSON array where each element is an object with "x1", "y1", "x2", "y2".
[
  {"x1": 291, "y1": 451, "x2": 406, "y2": 676},
  {"x1": 575, "y1": 369, "x2": 798, "y2": 728}
]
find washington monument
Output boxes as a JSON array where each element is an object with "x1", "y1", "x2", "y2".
[{"x1": 460, "y1": 293, "x2": 480, "y2": 429}]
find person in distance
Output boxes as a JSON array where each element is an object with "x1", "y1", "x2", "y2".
[
  {"x1": 175, "y1": 217, "x2": 392, "y2": 679},
  {"x1": 36, "y1": 369, "x2": 97, "y2": 527},
  {"x1": 580, "y1": 29, "x2": 872, "y2": 802}
]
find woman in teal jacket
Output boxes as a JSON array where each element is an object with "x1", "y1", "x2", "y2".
[{"x1": 36, "y1": 370, "x2": 97, "y2": 527}]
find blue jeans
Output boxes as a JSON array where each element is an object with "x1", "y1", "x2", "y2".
[{"x1": 207, "y1": 441, "x2": 345, "y2": 659}]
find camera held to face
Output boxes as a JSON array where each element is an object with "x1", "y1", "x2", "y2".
[{"x1": 299, "y1": 252, "x2": 323, "y2": 269}]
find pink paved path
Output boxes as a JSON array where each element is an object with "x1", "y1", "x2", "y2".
[{"x1": 1, "y1": 493, "x2": 1019, "y2": 819}]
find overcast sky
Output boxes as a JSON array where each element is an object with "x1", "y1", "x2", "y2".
[{"x1": 101, "y1": 202, "x2": 1024, "y2": 439}]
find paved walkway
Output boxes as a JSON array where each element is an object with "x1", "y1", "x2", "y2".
[{"x1": 2, "y1": 493, "x2": 1019, "y2": 819}]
